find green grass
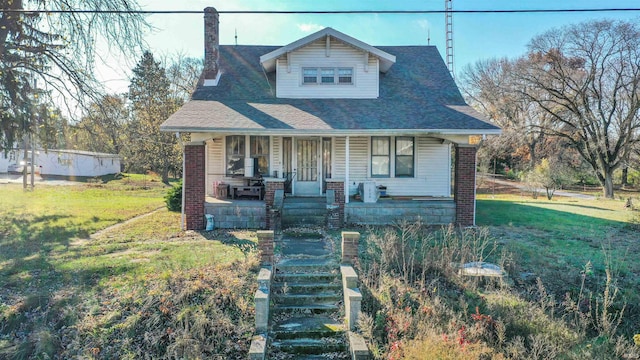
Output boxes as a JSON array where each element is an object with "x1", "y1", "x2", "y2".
[
  {"x1": 0, "y1": 177, "x2": 258, "y2": 359},
  {"x1": 476, "y1": 194, "x2": 640, "y2": 328}
]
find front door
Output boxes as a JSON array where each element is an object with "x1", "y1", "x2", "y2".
[{"x1": 295, "y1": 138, "x2": 321, "y2": 196}]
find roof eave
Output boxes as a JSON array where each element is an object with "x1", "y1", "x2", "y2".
[{"x1": 161, "y1": 126, "x2": 501, "y2": 136}]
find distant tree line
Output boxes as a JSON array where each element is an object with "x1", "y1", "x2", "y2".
[
  {"x1": 462, "y1": 19, "x2": 640, "y2": 198},
  {"x1": 72, "y1": 52, "x2": 202, "y2": 183}
]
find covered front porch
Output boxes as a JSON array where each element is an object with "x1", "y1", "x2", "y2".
[{"x1": 183, "y1": 135, "x2": 478, "y2": 230}]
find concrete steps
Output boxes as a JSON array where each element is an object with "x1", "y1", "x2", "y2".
[
  {"x1": 267, "y1": 233, "x2": 349, "y2": 359},
  {"x1": 282, "y1": 197, "x2": 326, "y2": 227}
]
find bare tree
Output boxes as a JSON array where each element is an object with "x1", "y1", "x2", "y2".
[
  {"x1": 461, "y1": 58, "x2": 552, "y2": 170},
  {"x1": 73, "y1": 94, "x2": 129, "y2": 154},
  {"x1": 516, "y1": 20, "x2": 640, "y2": 198},
  {"x1": 0, "y1": 0, "x2": 149, "y2": 149},
  {"x1": 165, "y1": 54, "x2": 203, "y2": 102}
]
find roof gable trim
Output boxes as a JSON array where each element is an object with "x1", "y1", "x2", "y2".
[{"x1": 260, "y1": 27, "x2": 396, "y2": 73}]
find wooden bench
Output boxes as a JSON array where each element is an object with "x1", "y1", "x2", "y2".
[{"x1": 231, "y1": 185, "x2": 263, "y2": 200}]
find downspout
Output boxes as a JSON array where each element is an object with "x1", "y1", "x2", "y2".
[
  {"x1": 176, "y1": 132, "x2": 185, "y2": 230},
  {"x1": 345, "y1": 136, "x2": 350, "y2": 204}
]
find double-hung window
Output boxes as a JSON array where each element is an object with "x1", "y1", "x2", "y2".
[
  {"x1": 395, "y1": 137, "x2": 414, "y2": 177},
  {"x1": 250, "y1": 136, "x2": 270, "y2": 176},
  {"x1": 371, "y1": 137, "x2": 390, "y2": 177},
  {"x1": 303, "y1": 68, "x2": 318, "y2": 84},
  {"x1": 226, "y1": 135, "x2": 245, "y2": 175}
]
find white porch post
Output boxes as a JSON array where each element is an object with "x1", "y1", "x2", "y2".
[{"x1": 345, "y1": 136, "x2": 350, "y2": 204}]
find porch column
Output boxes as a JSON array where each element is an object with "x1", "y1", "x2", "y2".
[
  {"x1": 454, "y1": 145, "x2": 477, "y2": 226},
  {"x1": 184, "y1": 142, "x2": 206, "y2": 230}
]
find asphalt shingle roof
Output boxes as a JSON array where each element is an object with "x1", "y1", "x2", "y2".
[{"x1": 160, "y1": 45, "x2": 499, "y2": 134}]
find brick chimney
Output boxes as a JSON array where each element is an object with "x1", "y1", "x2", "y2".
[{"x1": 203, "y1": 7, "x2": 220, "y2": 86}]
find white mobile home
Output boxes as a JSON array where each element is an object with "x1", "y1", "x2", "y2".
[{"x1": 37, "y1": 150, "x2": 120, "y2": 177}]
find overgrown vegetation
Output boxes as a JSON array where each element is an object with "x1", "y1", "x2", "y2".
[
  {"x1": 0, "y1": 177, "x2": 259, "y2": 359},
  {"x1": 356, "y1": 217, "x2": 640, "y2": 359}
]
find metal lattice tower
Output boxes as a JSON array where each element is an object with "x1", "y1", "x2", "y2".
[{"x1": 445, "y1": 0, "x2": 454, "y2": 78}]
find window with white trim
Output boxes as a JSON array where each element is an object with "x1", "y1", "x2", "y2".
[
  {"x1": 395, "y1": 137, "x2": 414, "y2": 177},
  {"x1": 302, "y1": 67, "x2": 353, "y2": 85},
  {"x1": 370, "y1": 136, "x2": 415, "y2": 178},
  {"x1": 371, "y1": 137, "x2": 390, "y2": 177},
  {"x1": 226, "y1": 135, "x2": 245, "y2": 175},
  {"x1": 250, "y1": 136, "x2": 270, "y2": 175},
  {"x1": 226, "y1": 135, "x2": 271, "y2": 176}
]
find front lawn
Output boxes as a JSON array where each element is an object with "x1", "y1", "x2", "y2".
[{"x1": 0, "y1": 178, "x2": 259, "y2": 359}]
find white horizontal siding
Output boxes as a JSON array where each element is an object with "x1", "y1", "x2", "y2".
[
  {"x1": 377, "y1": 137, "x2": 450, "y2": 197},
  {"x1": 333, "y1": 137, "x2": 346, "y2": 178},
  {"x1": 276, "y1": 38, "x2": 380, "y2": 99},
  {"x1": 339, "y1": 136, "x2": 451, "y2": 197},
  {"x1": 348, "y1": 137, "x2": 369, "y2": 195},
  {"x1": 206, "y1": 136, "x2": 225, "y2": 196},
  {"x1": 271, "y1": 136, "x2": 282, "y2": 177}
]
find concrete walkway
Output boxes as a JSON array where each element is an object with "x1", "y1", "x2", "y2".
[{"x1": 482, "y1": 176, "x2": 596, "y2": 200}]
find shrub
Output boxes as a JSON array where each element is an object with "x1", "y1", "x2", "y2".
[{"x1": 165, "y1": 180, "x2": 182, "y2": 212}]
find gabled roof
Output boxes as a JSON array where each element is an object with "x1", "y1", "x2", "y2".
[
  {"x1": 259, "y1": 27, "x2": 396, "y2": 73},
  {"x1": 161, "y1": 45, "x2": 500, "y2": 136}
]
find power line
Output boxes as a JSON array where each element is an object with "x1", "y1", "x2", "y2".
[{"x1": 2, "y1": 8, "x2": 640, "y2": 15}]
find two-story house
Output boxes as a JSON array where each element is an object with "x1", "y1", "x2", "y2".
[{"x1": 160, "y1": 7, "x2": 500, "y2": 230}]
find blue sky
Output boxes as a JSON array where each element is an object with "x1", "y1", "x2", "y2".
[{"x1": 96, "y1": 0, "x2": 640, "y2": 93}]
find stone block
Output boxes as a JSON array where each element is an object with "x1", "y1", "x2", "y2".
[
  {"x1": 344, "y1": 287, "x2": 362, "y2": 331},
  {"x1": 254, "y1": 289, "x2": 269, "y2": 333},
  {"x1": 341, "y1": 265, "x2": 358, "y2": 289},
  {"x1": 257, "y1": 267, "x2": 272, "y2": 292},
  {"x1": 249, "y1": 334, "x2": 267, "y2": 360},
  {"x1": 348, "y1": 332, "x2": 370, "y2": 360}
]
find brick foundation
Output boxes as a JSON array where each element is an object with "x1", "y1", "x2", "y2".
[
  {"x1": 454, "y1": 145, "x2": 477, "y2": 226},
  {"x1": 265, "y1": 180, "x2": 284, "y2": 230},
  {"x1": 326, "y1": 180, "x2": 345, "y2": 228},
  {"x1": 184, "y1": 143, "x2": 206, "y2": 230}
]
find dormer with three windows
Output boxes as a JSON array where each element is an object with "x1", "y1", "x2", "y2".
[{"x1": 259, "y1": 28, "x2": 396, "y2": 99}]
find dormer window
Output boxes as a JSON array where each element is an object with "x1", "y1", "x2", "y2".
[
  {"x1": 303, "y1": 69, "x2": 318, "y2": 84},
  {"x1": 303, "y1": 67, "x2": 353, "y2": 85}
]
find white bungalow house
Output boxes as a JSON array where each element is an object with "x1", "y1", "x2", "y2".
[{"x1": 160, "y1": 8, "x2": 500, "y2": 230}]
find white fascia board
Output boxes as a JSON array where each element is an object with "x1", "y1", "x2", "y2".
[
  {"x1": 259, "y1": 27, "x2": 396, "y2": 73},
  {"x1": 159, "y1": 127, "x2": 502, "y2": 137}
]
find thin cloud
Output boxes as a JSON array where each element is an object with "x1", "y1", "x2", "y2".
[
  {"x1": 298, "y1": 23, "x2": 325, "y2": 32},
  {"x1": 416, "y1": 19, "x2": 429, "y2": 30}
]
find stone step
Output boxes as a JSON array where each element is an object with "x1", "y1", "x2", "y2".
[
  {"x1": 277, "y1": 257, "x2": 337, "y2": 272},
  {"x1": 283, "y1": 197, "x2": 326, "y2": 205},
  {"x1": 282, "y1": 206, "x2": 326, "y2": 215},
  {"x1": 272, "y1": 315, "x2": 345, "y2": 340},
  {"x1": 282, "y1": 204, "x2": 325, "y2": 211},
  {"x1": 273, "y1": 292, "x2": 342, "y2": 306},
  {"x1": 273, "y1": 303, "x2": 340, "y2": 315},
  {"x1": 274, "y1": 271, "x2": 340, "y2": 284},
  {"x1": 282, "y1": 215, "x2": 326, "y2": 227},
  {"x1": 270, "y1": 338, "x2": 347, "y2": 355},
  {"x1": 290, "y1": 354, "x2": 350, "y2": 360},
  {"x1": 279, "y1": 241, "x2": 331, "y2": 257},
  {"x1": 272, "y1": 282, "x2": 342, "y2": 294}
]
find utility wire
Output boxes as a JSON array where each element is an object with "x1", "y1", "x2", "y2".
[{"x1": 2, "y1": 8, "x2": 640, "y2": 15}]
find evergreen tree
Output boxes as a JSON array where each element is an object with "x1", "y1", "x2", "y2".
[{"x1": 127, "y1": 51, "x2": 182, "y2": 183}]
